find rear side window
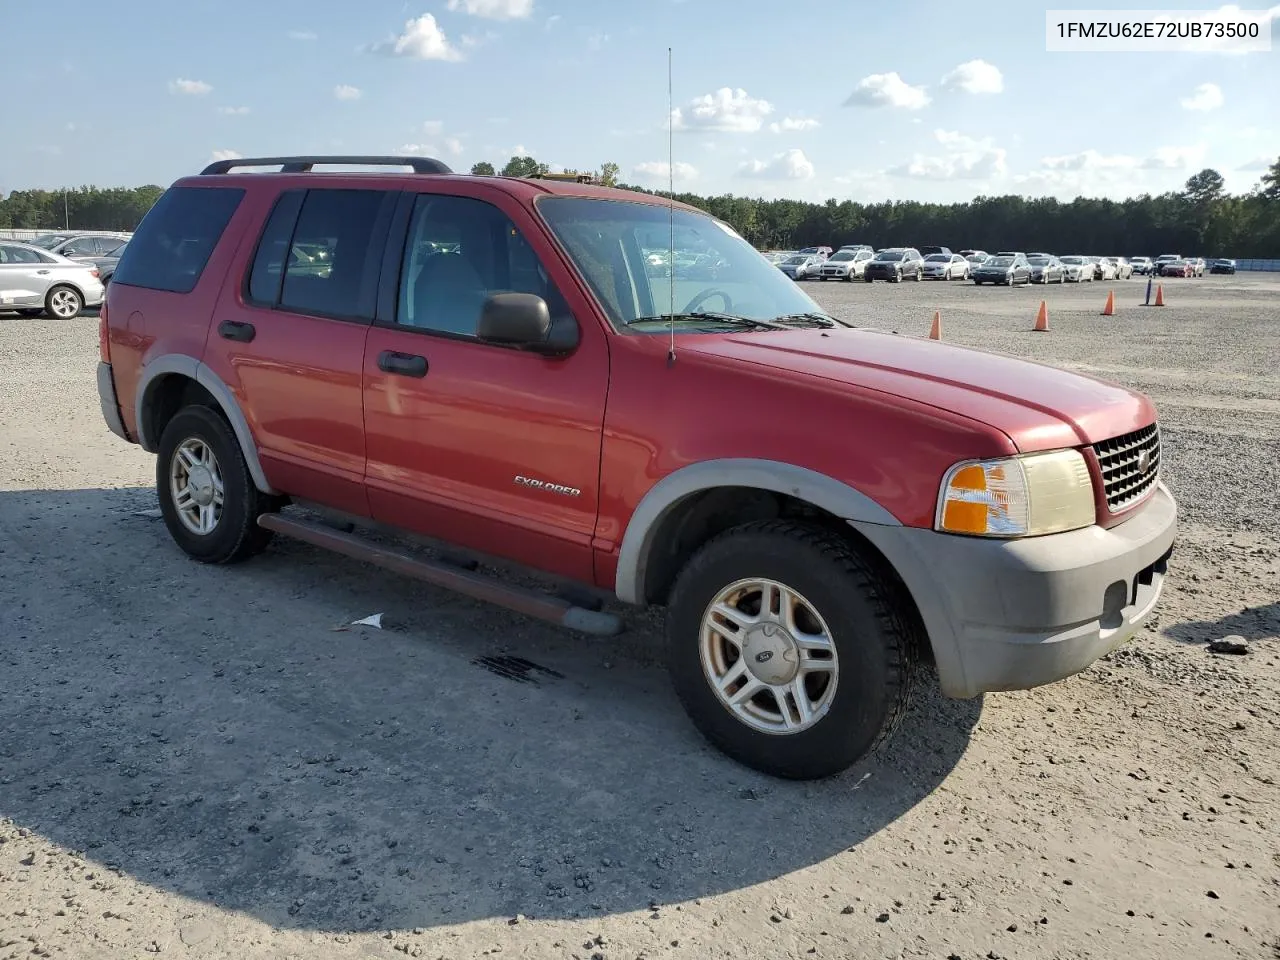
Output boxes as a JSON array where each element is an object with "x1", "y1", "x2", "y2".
[{"x1": 112, "y1": 186, "x2": 244, "y2": 294}]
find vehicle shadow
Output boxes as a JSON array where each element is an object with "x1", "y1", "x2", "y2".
[
  {"x1": 0, "y1": 486, "x2": 981, "y2": 934},
  {"x1": 1162, "y1": 602, "x2": 1280, "y2": 644}
]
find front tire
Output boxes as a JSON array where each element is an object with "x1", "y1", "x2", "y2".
[
  {"x1": 664, "y1": 520, "x2": 919, "y2": 781},
  {"x1": 156, "y1": 405, "x2": 278, "y2": 564}
]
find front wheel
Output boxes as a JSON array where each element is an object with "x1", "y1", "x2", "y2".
[
  {"x1": 665, "y1": 520, "x2": 919, "y2": 780},
  {"x1": 156, "y1": 405, "x2": 279, "y2": 564},
  {"x1": 913, "y1": 268, "x2": 923, "y2": 281}
]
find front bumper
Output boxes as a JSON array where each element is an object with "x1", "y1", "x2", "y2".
[
  {"x1": 96, "y1": 361, "x2": 129, "y2": 441},
  {"x1": 853, "y1": 482, "x2": 1177, "y2": 699}
]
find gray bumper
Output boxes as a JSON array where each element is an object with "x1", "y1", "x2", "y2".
[
  {"x1": 97, "y1": 361, "x2": 129, "y2": 441},
  {"x1": 853, "y1": 482, "x2": 1177, "y2": 699}
]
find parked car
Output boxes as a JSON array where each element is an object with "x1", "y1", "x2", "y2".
[
  {"x1": 96, "y1": 153, "x2": 1177, "y2": 782},
  {"x1": 90, "y1": 240, "x2": 128, "y2": 286},
  {"x1": 971, "y1": 252, "x2": 1032, "y2": 285},
  {"x1": 27, "y1": 232, "x2": 130, "y2": 261},
  {"x1": 797, "y1": 246, "x2": 832, "y2": 260},
  {"x1": 963, "y1": 253, "x2": 990, "y2": 272},
  {"x1": 1188, "y1": 257, "x2": 1206, "y2": 277},
  {"x1": 837, "y1": 244, "x2": 874, "y2": 254},
  {"x1": 1153, "y1": 254, "x2": 1181, "y2": 274},
  {"x1": 1209, "y1": 258, "x2": 1237, "y2": 274},
  {"x1": 817, "y1": 248, "x2": 874, "y2": 280},
  {"x1": 958, "y1": 249, "x2": 989, "y2": 259},
  {"x1": 1028, "y1": 255, "x2": 1066, "y2": 284},
  {"x1": 921, "y1": 253, "x2": 969, "y2": 280},
  {"x1": 1160, "y1": 259, "x2": 1194, "y2": 277},
  {"x1": 917, "y1": 245, "x2": 953, "y2": 257},
  {"x1": 1057, "y1": 256, "x2": 1093, "y2": 282},
  {"x1": 1129, "y1": 256, "x2": 1154, "y2": 276},
  {"x1": 778, "y1": 253, "x2": 824, "y2": 280},
  {"x1": 1085, "y1": 256, "x2": 1115, "y2": 281},
  {"x1": 0, "y1": 240, "x2": 105, "y2": 318},
  {"x1": 863, "y1": 247, "x2": 925, "y2": 282},
  {"x1": 1106, "y1": 257, "x2": 1134, "y2": 280}
]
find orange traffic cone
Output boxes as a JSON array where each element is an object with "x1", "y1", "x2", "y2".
[
  {"x1": 1101, "y1": 290, "x2": 1115, "y2": 316},
  {"x1": 1153, "y1": 284, "x2": 1165, "y2": 307},
  {"x1": 928, "y1": 310, "x2": 942, "y2": 340},
  {"x1": 1033, "y1": 300, "x2": 1049, "y2": 332}
]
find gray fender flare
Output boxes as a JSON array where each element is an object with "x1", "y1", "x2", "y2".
[
  {"x1": 135, "y1": 353, "x2": 279, "y2": 495},
  {"x1": 613, "y1": 458, "x2": 901, "y2": 605}
]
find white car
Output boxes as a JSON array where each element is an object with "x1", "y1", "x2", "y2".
[
  {"x1": 777, "y1": 253, "x2": 823, "y2": 281},
  {"x1": 0, "y1": 240, "x2": 105, "y2": 318},
  {"x1": 1104, "y1": 257, "x2": 1133, "y2": 280},
  {"x1": 816, "y1": 248, "x2": 874, "y2": 280},
  {"x1": 1057, "y1": 255, "x2": 1093, "y2": 282},
  {"x1": 1129, "y1": 256, "x2": 1154, "y2": 276},
  {"x1": 921, "y1": 253, "x2": 970, "y2": 280},
  {"x1": 1089, "y1": 257, "x2": 1117, "y2": 281}
]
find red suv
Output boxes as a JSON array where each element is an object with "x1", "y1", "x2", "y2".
[{"x1": 97, "y1": 155, "x2": 1177, "y2": 780}]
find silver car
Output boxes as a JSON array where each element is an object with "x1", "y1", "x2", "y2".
[
  {"x1": 817, "y1": 248, "x2": 873, "y2": 280},
  {"x1": 0, "y1": 241, "x2": 106, "y2": 318},
  {"x1": 777, "y1": 253, "x2": 823, "y2": 281},
  {"x1": 27, "y1": 232, "x2": 130, "y2": 262}
]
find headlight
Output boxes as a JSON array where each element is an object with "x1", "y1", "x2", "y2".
[{"x1": 935, "y1": 449, "x2": 1095, "y2": 537}]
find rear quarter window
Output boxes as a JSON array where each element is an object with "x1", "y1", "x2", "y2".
[{"x1": 112, "y1": 185, "x2": 245, "y2": 294}]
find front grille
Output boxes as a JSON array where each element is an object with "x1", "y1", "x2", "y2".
[{"x1": 1093, "y1": 423, "x2": 1160, "y2": 511}]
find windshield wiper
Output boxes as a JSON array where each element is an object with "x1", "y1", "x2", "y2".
[
  {"x1": 770, "y1": 312, "x2": 850, "y2": 328},
  {"x1": 626, "y1": 311, "x2": 791, "y2": 330}
]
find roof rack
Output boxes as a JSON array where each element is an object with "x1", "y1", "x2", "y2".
[
  {"x1": 198, "y1": 155, "x2": 453, "y2": 176},
  {"x1": 528, "y1": 172, "x2": 598, "y2": 184}
]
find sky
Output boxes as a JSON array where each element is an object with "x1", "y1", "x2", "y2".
[{"x1": 2, "y1": 0, "x2": 1279, "y2": 204}]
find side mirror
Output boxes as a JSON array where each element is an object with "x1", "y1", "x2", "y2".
[{"x1": 476, "y1": 292, "x2": 578, "y2": 355}]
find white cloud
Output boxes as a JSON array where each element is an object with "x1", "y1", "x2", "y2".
[
  {"x1": 1041, "y1": 149, "x2": 1141, "y2": 172},
  {"x1": 169, "y1": 78, "x2": 212, "y2": 95},
  {"x1": 888, "y1": 129, "x2": 1007, "y2": 180},
  {"x1": 1015, "y1": 144, "x2": 1209, "y2": 197},
  {"x1": 444, "y1": 137, "x2": 465, "y2": 156},
  {"x1": 769, "y1": 116, "x2": 820, "y2": 133},
  {"x1": 670, "y1": 87, "x2": 774, "y2": 133},
  {"x1": 1180, "y1": 82, "x2": 1224, "y2": 112},
  {"x1": 545, "y1": 14, "x2": 561, "y2": 29},
  {"x1": 633, "y1": 160, "x2": 699, "y2": 183},
  {"x1": 843, "y1": 72, "x2": 930, "y2": 110},
  {"x1": 1141, "y1": 144, "x2": 1207, "y2": 169},
  {"x1": 287, "y1": 29, "x2": 317, "y2": 40},
  {"x1": 1237, "y1": 156, "x2": 1274, "y2": 171},
  {"x1": 334, "y1": 84, "x2": 362, "y2": 101},
  {"x1": 422, "y1": 120, "x2": 444, "y2": 135},
  {"x1": 370, "y1": 14, "x2": 464, "y2": 61},
  {"x1": 940, "y1": 59, "x2": 1003, "y2": 95},
  {"x1": 1206, "y1": 4, "x2": 1280, "y2": 52},
  {"x1": 446, "y1": 0, "x2": 533, "y2": 19},
  {"x1": 210, "y1": 149, "x2": 242, "y2": 162},
  {"x1": 585, "y1": 29, "x2": 609, "y2": 51},
  {"x1": 737, "y1": 148, "x2": 815, "y2": 180},
  {"x1": 399, "y1": 144, "x2": 436, "y2": 155},
  {"x1": 217, "y1": 106, "x2": 250, "y2": 115}
]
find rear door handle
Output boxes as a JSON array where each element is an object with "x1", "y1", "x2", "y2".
[
  {"x1": 218, "y1": 320, "x2": 256, "y2": 343},
  {"x1": 36, "y1": 269, "x2": 50, "y2": 275},
  {"x1": 378, "y1": 350, "x2": 428, "y2": 378}
]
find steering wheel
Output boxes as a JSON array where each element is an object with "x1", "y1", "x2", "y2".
[{"x1": 683, "y1": 288, "x2": 734, "y2": 314}]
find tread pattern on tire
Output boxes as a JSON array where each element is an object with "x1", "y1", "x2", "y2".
[{"x1": 667, "y1": 518, "x2": 922, "y2": 778}]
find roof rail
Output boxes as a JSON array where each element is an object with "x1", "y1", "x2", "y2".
[{"x1": 198, "y1": 155, "x2": 453, "y2": 176}]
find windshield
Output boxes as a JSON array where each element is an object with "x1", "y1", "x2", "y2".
[
  {"x1": 874, "y1": 250, "x2": 904, "y2": 261},
  {"x1": 536, "y1": 195, "x2": 830, "y2": 331},
  {"x1": 783, "y1": 255, "x2": 808, "y2": 265},
  {"x1": 987, "y1": 256, "x2": 1015, "y2": 267},
  {"x1": 924, "y1": 254, "x2": 949, "y2": 262},
  {"x1": 28, "y1": 235, "x2": 69, "y2": 249},
  {"x1": 1060, "y1": 256, "x2": 1083, "y2": 264},
  {"x1": 828, "y1": 251, "x2": 855, "y2": 262},
  {"x1": 1028, "y1": 257, "x2": 1050, "y2": 265}
]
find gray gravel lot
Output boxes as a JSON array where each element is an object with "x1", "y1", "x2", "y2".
[{"x1": 1, "y1": 274, "x2": 1277, "y2": 960}]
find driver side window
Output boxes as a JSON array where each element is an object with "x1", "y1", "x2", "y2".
[{"x1": 396, "y1": 194, "x2": 572, "y2": 339}]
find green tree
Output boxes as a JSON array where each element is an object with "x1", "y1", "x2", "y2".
[
  {"x1": 500, "y1": 156, "x2": 542, "y2": 178},
  {"x1": 597, "y1": 161, "x2": 620, "y2": 187},
  {"x1": 470, "y1": 161, "x2": 496, "y2": 176},
  {"x1": 1259, "y1": 156, "x2": 1280, "y2": 201},
  {"x1": 1183, "y1": 168, "x2": 1226, "y2": 206}
]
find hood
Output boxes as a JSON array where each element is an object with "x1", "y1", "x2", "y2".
[{"x1": 686, "y1": 328, "x2": 1155, "y2": 451}]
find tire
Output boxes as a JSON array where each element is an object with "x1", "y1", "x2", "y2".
[
  {"x1": 664, "y1": 520, "x2": 919, "y2": 781},
  {"x1": 913, "y1": 268, "x2": 923, "y2": 281},
  {"x1": 45, "y1": 285, "x2": 83, "y2": 319},
  {"x1": 156, "y1": 405, "x2": 279, "y2": 564},
  {"x1": 892, "y1": 270, "x2": 902, "y2": 283}
]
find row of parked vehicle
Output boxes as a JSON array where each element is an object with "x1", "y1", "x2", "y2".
[
  {"x1": 767, "y1": 245, "x2": 1238, "y2": 285},
  {"x1": 0, "y1": 231, "x2": 131, "y2": 319}
]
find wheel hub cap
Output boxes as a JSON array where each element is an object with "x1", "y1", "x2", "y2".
[
  {"x1": 187, "y1": 464, "x2": 216, "y2": 506},
  {"x1": 740, "y1": 624, "x2": 800, "y2": 685}
]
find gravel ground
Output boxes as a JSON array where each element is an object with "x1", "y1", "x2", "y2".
[{"x1": 1, "y1": 273, "x2": 1277, "y2": 960}]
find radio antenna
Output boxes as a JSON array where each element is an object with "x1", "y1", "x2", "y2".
[{"x1": 666, "y1": 45, "x2": 677, "y2": 367}]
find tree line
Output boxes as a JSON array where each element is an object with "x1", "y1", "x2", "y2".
[{"x1": 3, "y1": 156, "x2": 1277, "y2": 258}]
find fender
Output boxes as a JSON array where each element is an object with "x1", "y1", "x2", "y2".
[
  {"x1": 135, "y1": 353, "x2": 279, "y2": 495},
  {"x1": 613, "y1": 458, "x2": 902, "y2": 605}
]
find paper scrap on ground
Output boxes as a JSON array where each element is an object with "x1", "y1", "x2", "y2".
[
  {"x1": 350, "y1": 613, "x2": 384, "y2": 628},
  {"x1": 132, "y1": 508, "x2": 163, "y2": 519}
]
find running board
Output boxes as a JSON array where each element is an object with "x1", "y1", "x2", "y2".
[{"x1": 257, "y1": 513, "x2": 625, "y2": 637}]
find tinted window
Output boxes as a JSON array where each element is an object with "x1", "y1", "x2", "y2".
[
  {"x1": 246, "y1": 190, "x2": 305, "y2": 306},
  {"x1": 112, "y1": 186, "x2": 245, "y2": 294},
  {"x1": 61, "y1": 237, "x2": 98, "y2": 256},
  {"x1": 0, "y1": 245, "x2": 48, "y2": 264},
  {"x1": 396, "y1": 194, "x2": 571, "y2": 338},
  {"x1": 97, "y1": 237, "x2": 126, "y2": 255},
  {"x1": 874, "y1": 251, "x2": 904, "y2": 261},
  {"x1": 925, "y1": 254, "x2": 948, "y2": 262},
  {"x1": 278, "y1": 189, "x2": 391, "y2": 320}
]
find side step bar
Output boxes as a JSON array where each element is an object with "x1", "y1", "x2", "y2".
[{"x1": 257, "y1": 513, "x2": 625, "y2": 637}]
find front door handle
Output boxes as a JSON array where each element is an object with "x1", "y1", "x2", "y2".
[
  {"x1": 36, "y1": 269, "x2": 50, "y2": 275},
  {"x1": 378, "y1": 350, "x2": 428, "y2": 378},
  {"x1": 218, "y1": 320, "x2": 256, "y2": 343}
]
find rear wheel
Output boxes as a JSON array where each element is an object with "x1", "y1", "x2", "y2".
[
  {"x1": 665, "y1": 520, "x2": 919, "y2": 780},
  {"x1": 45, "y1": 285, "x2": 83, "y2": 319},
  {"x1": 156, "y1": 405, "x2": 279, "y2": 564}
]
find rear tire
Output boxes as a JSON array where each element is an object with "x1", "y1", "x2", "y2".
[
  {"x1": 45, "y1": 285, "x2": 83, "y2": 319},
  {"x1": 156, "y1": 405, "x2": 279, "y2": 564},
  {"x1": 664, "y1": 520, "x2": 919, "y2": 781}
]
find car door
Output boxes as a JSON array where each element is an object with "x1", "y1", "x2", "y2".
[
  {"x1": 58, "y1": 237, "x2": 101, "y2": 261},
  {"x1": 360, "y1": 185, "x2": 610, "y2": 584},
  {"x1": 0, "y1": 243, "x2": 55, "y2": 308},
  {"x1": 202, "y1": 185, "x2": 398, "y2": 517}
]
